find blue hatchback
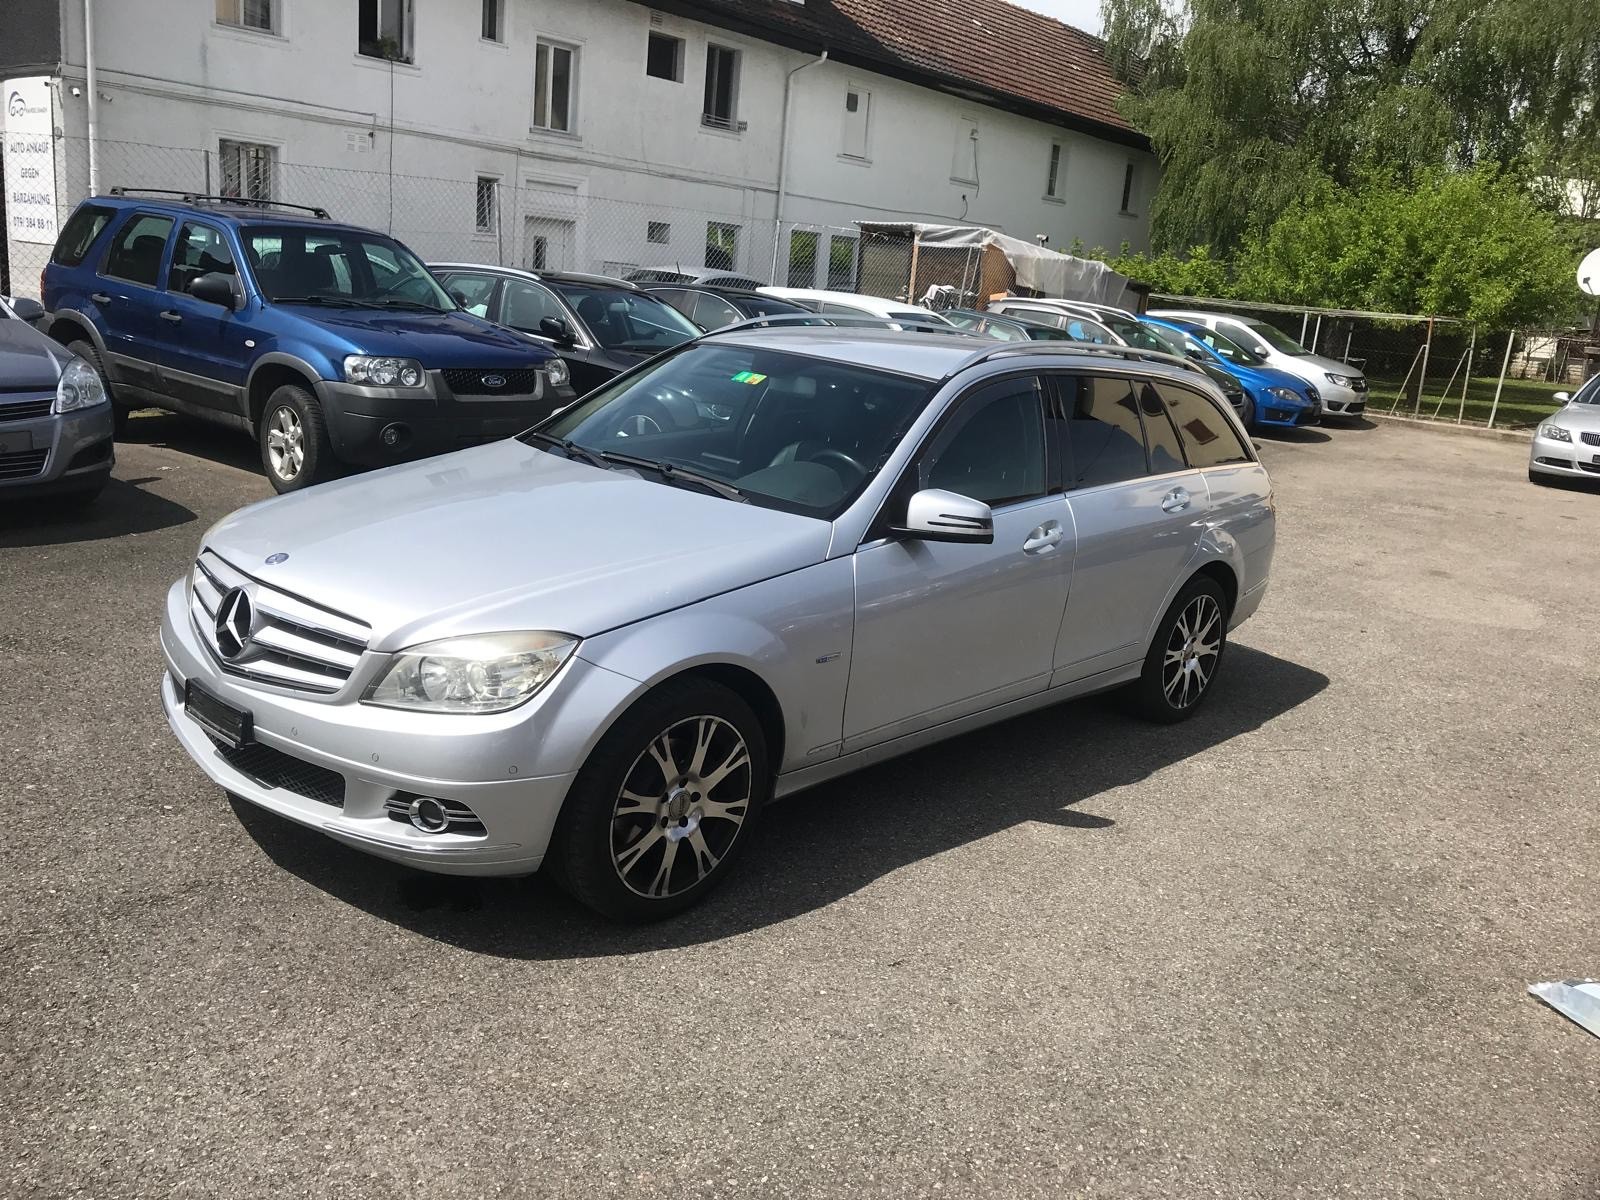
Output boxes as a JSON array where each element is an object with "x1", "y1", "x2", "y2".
[
  {"x1": 42, "y1": 191, "x2": 573, "y2": 491},
  {"x1": 1142, "y1": 316, "x2": 1320, "y2": 430}
]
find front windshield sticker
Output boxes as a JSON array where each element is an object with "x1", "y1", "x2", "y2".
[{"x1": 731, "y1": 371, "x2": 768, "y2": 385}]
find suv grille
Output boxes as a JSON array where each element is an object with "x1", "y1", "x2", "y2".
[
  {"x1": 216, "y1": 742, "x2": 345, "y2": 807},
  {"x1": 0, "y1": 449, "x2": 49, "y2": 479},
  {"x1": 190, "y1": 550, "x2": 370, "y2": 695},
  {"x1": 0, "y1": 397, "x2": 54, "y2": 421},
  {"x1": 442, "y1": 368, "x2": 544, "y2": 397}
]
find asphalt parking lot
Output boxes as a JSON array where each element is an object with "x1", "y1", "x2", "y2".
[{"x1": 4, "y1": 413, "x2": 1597, "y2": 1198}]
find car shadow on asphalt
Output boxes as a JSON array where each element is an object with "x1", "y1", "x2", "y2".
[
  {"x1": 1255, "y1": 426, "x2": 1332, "y2": 444},
  {"x1": 232, "y1": 644, "x2": 1329, "y2": 957},
  {"x1": 122, "y1": 410, "x2": 265, "y2": 477},
  {"x1": 0, "y1": 473, "x2": 197, "y2": 547}
]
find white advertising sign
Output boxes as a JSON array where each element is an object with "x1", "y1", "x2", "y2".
[{"x1": 4, "y1": 76, "x2": 58, "y2": 245}]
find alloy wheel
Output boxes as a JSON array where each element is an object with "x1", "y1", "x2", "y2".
[
  {"x1": 264, "y1": 405, "x2": 305, "y2": 481},
  {"x1": 610, "y1": 714, "x2": 752, "y2": 899},
  {"x1": 1162, "y1": 593, "x2": 1222, "y2": 710}
]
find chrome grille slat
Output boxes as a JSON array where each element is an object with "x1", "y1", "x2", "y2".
[{"x1": 189, "y1": 550, "x2": 372, "y2": 695}]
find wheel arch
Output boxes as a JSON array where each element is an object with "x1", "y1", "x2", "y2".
[
  {"x1": 48, "y1": 311, "x2": 105, "y2": 355},
  {"x1": 246, "y1": 354, "x2": 323, "y2": 428},
  {"x1": 1190, "y1": 559, "x2": 1239, "y2": 619}
]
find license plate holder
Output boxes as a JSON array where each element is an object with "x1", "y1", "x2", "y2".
[
  {"x1": 0, "y1": 430, "x2": 34, "y2": 455},
  {"x1": 184, "y1": 679, "x2": 253, "y2": 749}
]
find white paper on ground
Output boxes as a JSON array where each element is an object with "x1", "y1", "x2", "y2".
[{"x1": 1528, "y1": 979, "x2": 1600, "y2": 1038}]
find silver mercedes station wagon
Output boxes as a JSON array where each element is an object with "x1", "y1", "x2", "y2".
[{"x1": 159, "y1": 327, "x2": 1275, "y2": 920}]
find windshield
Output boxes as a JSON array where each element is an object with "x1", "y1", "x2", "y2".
[
  {"x1": 1244, "y1": 319, "x2": 1312, "y2": 356},
  {"x1": 557, "y1": 284, "x2": 701, "y2": 353},
  {"x1": 1102, "y1": 314, "x2": 1174, "y2": 353},
  {"x1": 244, "y1": 226, "x2": 454, "y2": 311},
  {"x1": 1190, "y1": 326, "x2": 1266, "y2": 367},
  {"x1": 530, "y1": 343, "x2": 936, "y2": 518},
  {"x1": 1571, "y1": 375, "x2": 1600, "y2": 404},
  {"x1": 1142, "y1": 323, "x2": 1190, "y2": 357}
]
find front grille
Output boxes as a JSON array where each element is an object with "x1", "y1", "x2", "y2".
[
  {"x1": 190, "y1": 550, "x2": 370, "y2": 695},
  {"x1": 216, "y1": 741, "x2": 345, "y2": 807},
  {"x1": 384, "y1": 794, "x2": 486, "y2": 835},
  {"x1": 1350, "y1": 377, "x2": 1369, "y2": 393},
  {"x1": 1580, "y1": 432, "x2": 1600, "y2": 447},
  {"x1": 1304, "y1": 385, "x2": 1321, "y2": 404},
  {"x1": 0, "y1": 449, "x2": 49, "y2": 479},
  {"x1": 0, "y1": 397, "x2": 54, "y2": 421},
  {"x1": 442, "y1": 368, "x2": 543, "y2": 397}
]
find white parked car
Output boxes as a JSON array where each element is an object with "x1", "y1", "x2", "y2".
[
  {"x1": 1528, "y1": 374, "x2": 1600, "y2": 484},
  {"x1": 758, "y1": 287, "x2": 952, "y2": 330},
  {"x1": 1150, "y1": 309, "x2": 1369, "y2": 419}
]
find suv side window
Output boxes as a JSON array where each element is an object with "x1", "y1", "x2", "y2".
[
  {"x1": 52, "y1": 204, "x2": 114, "y2": 266},
  {"x1": 1136, "y1": 382, "x2": 1188, "y2": 474},
  {"x1": 167, "y1": 221, "x2": 236, "y2": 294},
  {"x1": 918, "y1": 375, "x2": 1046, "y2": 507},
  {"x1": 1155, "y1": 380, "x2": 1252, "y2": 466},
  {"x1": 1055, "y1": 374, "x2": 1148, "y2": 489},
  {"x1": 102, "y1": 214, "x2": 174, "y2": 287}
]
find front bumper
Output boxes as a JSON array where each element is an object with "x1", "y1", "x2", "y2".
[
  {"x1": 313, "y1": 370, "x2": 574, "y2": 467},
  {"x1": 1252, "y1": 391, "x2": 1321, "y2": 428},
  {"x1": 1317, "y1": 379, "x2": 1367, "y2": 417},
  {"x1": 158, "y1": 578, "x2": 634, "y2": 876},
  {"x1": 0, "y1": 399, "x2": 114, "y2": 497},
  {"x1": 1528, "y1": 431, "x2": 1600, "y2": 479}
]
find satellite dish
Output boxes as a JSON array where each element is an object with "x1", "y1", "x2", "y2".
[{"x1": 1579, "y1": 247, "x2": 1600, "y2": 297}]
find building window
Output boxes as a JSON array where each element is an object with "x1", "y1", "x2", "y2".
[
  {"x1": 647, "y1": 220, "x2": 671, "y2": 244},
  {"x1": 216, "y1": 0, "x2": 274, "y2": 33},
  {"x1": 787, "y1": 230, "x2": 818, "y2": 287},
  {"x1": 842, "y1": 87, "x2": 870, "y2": 159},
  {"x1": 219, "y1": 139, "x2": 276, "y2": 201},
  {"x1": 827, "y1": 235, "x2": 856, "y2": 289},
  {"x1": 358, "y1": 0, "x2": 413, "y2": 63},
  {"x1": 703, "y1": 44, "x2": 739, "y2": 130},
  {"x1": 475, "y1": 177, "x2": 497, "y2": 234},
  {"x1": 534, "y1": 40, "x2": 577, "y2": 132},
  {"x1": 481, "y1": 0, "x2": 504, "y2": 42},
  {"x1": 646, "y1": 32, "x2": 683, "y2": 82},
  {"x1": 951, "y1": 118, "x2": 979, "y2": 184},
  {"x1": 1120, "y1": 162, "x2": 1137, "y2": 213},
  {"x1": 705, "y1": 222, "x2": 739, "y2": 271},
  {"x1": 1046, "y1": 143, "x2": 1062, "y2": 198}
]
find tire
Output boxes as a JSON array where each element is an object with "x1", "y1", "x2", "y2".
[
  {"x1": 258, "y1": 384, "x2": 335, "y2": 493},
  {"x1": 547, "y1": 678, "x2": 769, "y2": 921},
  {"x1": 1132, "y1": 575, "x2": 1229, "y2": 723},
  {"x1": 64, "y1": 339, "x2": 128, "y2": 439},
  {"x1": 1237, "y1": 394, "x2": 1255, "y2": 431}
]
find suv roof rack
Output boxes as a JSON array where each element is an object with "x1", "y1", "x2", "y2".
[
  {"x1": 106, "y1": 188, "x2": 331, "y2": 219},
  {"x1": 703, "y1": 312, "x2": 978, "y2": 338},
  {"x1": 966, "y1": 341, "x2": 1192, "y2": 370}
]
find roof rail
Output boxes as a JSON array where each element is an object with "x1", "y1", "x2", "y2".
[
  {"x1": 700, "y1": 312, "x2": 980, "y2": 339},
  {"x1": 964, "y1": 341, "x2": 1194, "y2": 370},
  {"x1": 106, "y1": 188, "x2": 331, "y2": 219}
]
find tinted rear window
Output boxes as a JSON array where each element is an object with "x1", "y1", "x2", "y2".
[
  {"x1": 1155, "y1": 381, "x2": 1253, "y2": 467},
  {"x1": 52, "y1": 204, "x2": 114, "y2": 266}
]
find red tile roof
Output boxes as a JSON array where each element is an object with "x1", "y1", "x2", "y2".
[{"x1": 645, "y1": 0, "x2": 1146, "y2": 148}]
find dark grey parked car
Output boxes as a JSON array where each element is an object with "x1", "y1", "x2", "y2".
[{"x1": 0, "y1": 294, "x2": 114, "y2": 504}]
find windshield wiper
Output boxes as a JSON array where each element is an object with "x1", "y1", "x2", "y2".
[
  {"x1": 597, "y1": 450, "x2": 748, "y2": 502},
  {"x1": 523, "y1": 431, "x2": 611, "y2": 470},
  {"x1": 274, "y1": 295, "x2": 384, "y2": 309},
  {"x1": 378, "y1": 298, "x2": 449, "y2": 311}
]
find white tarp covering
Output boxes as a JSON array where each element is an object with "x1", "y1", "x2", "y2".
[{"x1": 859, "y1": 222, "x2": 1137, "y2": 308}]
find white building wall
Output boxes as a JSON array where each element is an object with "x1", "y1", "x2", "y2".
[{"x1": 28, "y1": 0, "x2": 1154, "y2": 288}]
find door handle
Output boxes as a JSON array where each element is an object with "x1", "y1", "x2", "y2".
[
  {"x1": 91, "y1": 293, "x2": 111, "y2": 304},
  {"x1": 1022, "y1": 520, "x2": 1063, "y2": 554},
  {"x1": 160, "y1": 311, "x2": 183, "y2": 324},
  {"x1": 1161, "y1": 487, "x2": 1191, "y2": 513}
]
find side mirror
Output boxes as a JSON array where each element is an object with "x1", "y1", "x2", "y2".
[
  {"x1": 450, "y1": 289, "x2": 469, "y2": 307},
  {"x1": 189, "y1": 271, "x2": 238, "y2": 310},
  {"x1": 889, "y1": 488, "x2": 994, "y2": 544},
  {"x1": 539, "y1": 315, "x2": 575, "y2": 346},
  {"x1": 1553, "y1": 391, "x2": 1570, "y2": 404},
  {"x1": 7, "y1": 296, "x2": 46, "y2": 324},
  {"x1": 1184, "y1": 346, "x2": 1204, "y2": 360}
]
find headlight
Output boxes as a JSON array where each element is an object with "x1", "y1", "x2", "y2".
[
  {"x1": 1541, "y1": 424, "x2": 1572, "y2": 442},
  {"x1": 54, "y1": 358, "x2": 106, "y2": 413},
  {"x1": 1266, "y1": 386, "x2": 1302, "y2": 403},
  {"x1": 544, "y1": 357, "x2": 570, "y2": 389},
  {"x1": 1325, "y1": 372, "x2": 1351, "y2": 386},
  {"x1": 364, "y1": 631, "x2": 578, "y2": 714},
  {"x1": 344, "y1": 355, "x2": 425, "y2": 388}
]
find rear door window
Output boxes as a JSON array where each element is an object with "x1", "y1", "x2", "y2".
[
  {"x1": 1136, "y1": 382, "x2": 1189, "y2": 474},
  {"x1": 52, "y1": 204, "x2": 114, "y2": 266},
  {"x1": 102, "y1": 214, "x2": 175, "y2": 287},
  {"x1": 1155, "y1": 381, "x2": 1252, "y2": 466},
  {"x1": 1055, "y1": 374, "x2": 1149, "y2": 490}
]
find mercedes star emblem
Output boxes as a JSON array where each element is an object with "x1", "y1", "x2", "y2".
[{"x1": 214, "y1": 587, "x2": 255, "y2": 660}]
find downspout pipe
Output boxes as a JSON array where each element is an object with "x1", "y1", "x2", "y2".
[
  {"x1": 770, "y1": 48, "x2": 828, "y2": 284},
  {"x1": 84, "y1": 0, "x2": 99, "y2": 195}
]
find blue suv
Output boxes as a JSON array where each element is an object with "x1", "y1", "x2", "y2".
[{"x1": 42, "y1": 191, "x2": 574, "y2": 491}]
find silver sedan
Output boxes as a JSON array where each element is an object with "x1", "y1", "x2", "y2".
[
  {"x1": 159, "y1": 328, "x2": 1275, "y2": 920},
  {"x1": 1528, "y1": 375, "x2": 1600, "y2": 483}
]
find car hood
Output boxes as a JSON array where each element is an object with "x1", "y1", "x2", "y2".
[
  {"x1": 1550, "y1": 404, "x2": 1600, "y2": 435},
  {"x1": 1227, "y1": 361, "x2": 1314, "y2": 398},
  {"x1": 202, "y1": 439, "x2": 833, "y2": 649},
  {"x1": 0, "y1": 317, "x2": 69, "y2": 390},
  {"x1": 1274, "y1": 350, "x2": 1363, "y2": 380},
  {"x1": 281, "y1": 306, "x2": 553, "y2": 366}
]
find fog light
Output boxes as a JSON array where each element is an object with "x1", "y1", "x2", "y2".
[
  {"x1": 379, "y1": 422, "x2": 410, "y2": 450},
  {"x1": 408, "y1": 796, "x2": 450, "y2": 833}
]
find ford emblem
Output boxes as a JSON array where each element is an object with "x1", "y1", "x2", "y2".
[{"x1": 482, "y1": 374, "x2": 506, "y2": 389}]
